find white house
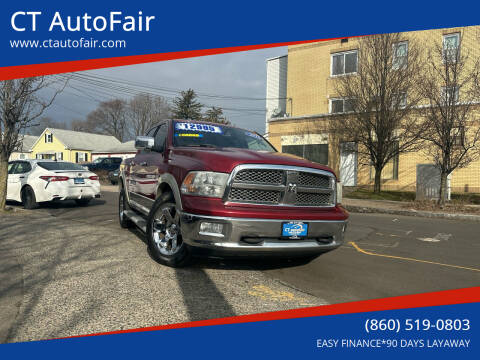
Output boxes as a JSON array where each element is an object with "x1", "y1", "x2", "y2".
[
  {"x1": 9, "y1": 134, "x2": 37, "y2": 161},
  {"x1": 91, "y1": 140, "x2": 137, "y2": 161}
]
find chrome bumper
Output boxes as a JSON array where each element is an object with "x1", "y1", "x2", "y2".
[{"x1": 180, "y1": 212, "x2": 347, "y2": 256}]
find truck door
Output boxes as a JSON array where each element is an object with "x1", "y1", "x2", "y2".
[{"x1": 128, "y1": 123, "x2": 167, "y2": 213}]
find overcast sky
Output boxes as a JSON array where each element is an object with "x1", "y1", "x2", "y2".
[{"x1": 42, "y1": 46, "x2": 287, "y2": 135}]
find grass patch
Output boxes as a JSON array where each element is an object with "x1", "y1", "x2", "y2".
[
  {"x1": 451, "y1": 193, "x2": 480, "y2": 205},
  {"x1": 403, "y1": 200, "x2": 480, "y2": 214},
  {"x1": 346, "y1": 188, "x2": 480, "y2": 206},
  {"x1": 345, "y1": 188, "x2": 415, "y2": 202}
]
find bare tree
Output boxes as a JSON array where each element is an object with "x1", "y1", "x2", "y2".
[
  {"x1": 128, "y1": 93, "x2": 171, "y2": 136},
  {"x1": 418, "y1": 41, "x2": 480, "y2": 205},
  {"x1": 203, "y1": 106, "x2": 231, "y2": 125},
  {"x1": 0, "y1": 77, "x2": 65, "y2": 211},
  {"x1": 27, "y1": 116, "x2": 68, "y2": 135},
  {"x1": 70, "y1": 118, "x2": 91, "y2": 132},
  {"x1": 330, "y1": 33, "x2": 425, "y2": 193},
  {"x1": 86, "y1": 99, "x2": 128, "y2": 141}
]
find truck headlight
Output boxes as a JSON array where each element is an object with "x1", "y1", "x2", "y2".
[{"x1": 181, "y1": 171, "x2": 229, "y2": 198}]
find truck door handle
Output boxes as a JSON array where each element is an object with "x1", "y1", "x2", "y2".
[{"x1": 19, "y1": 176, "x2": 25, "y2": 179}]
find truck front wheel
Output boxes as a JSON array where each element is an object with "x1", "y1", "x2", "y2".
[{"x1": 146, "y1": 192, "x2": 191, "y2": 267}]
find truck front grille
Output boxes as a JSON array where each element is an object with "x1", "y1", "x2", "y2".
[
  {"x1": 225, "y1": 166, "x2": 335, "y2": 207},
  {"x1": 298, "y1": 172, "x2": 330, "y2": 188},
  {"x1": 295, "y1": 192, "x2": 332, "y2": 206},
  {"x1": 234, "y1": 169, "x2": 283, "y2": 184},
  {"x1": 229, "y1": 188, "x2": 281, "y2": 204}
]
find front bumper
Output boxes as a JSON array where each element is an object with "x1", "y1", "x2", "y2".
[{"x1": 180, "y1": 212, "x2": 347, "y2": 256}]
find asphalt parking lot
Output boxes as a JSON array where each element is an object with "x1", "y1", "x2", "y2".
[{"x1": 1, "y1": 188, "x2": 479, "y2": 343}]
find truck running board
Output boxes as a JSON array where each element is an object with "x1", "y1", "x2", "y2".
[{"x1": 124, "y1": 210, "x2": 147, "y2": 233}]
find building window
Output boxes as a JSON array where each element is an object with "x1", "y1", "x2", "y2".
[
  {"x1": 330, "y1": 98, "x2": 355, "y2": 114},
  {"x1": 76, "y1": 152, "x2": 88, "y2": 163},
  {"x1": 45, "y1": 133, "x2": 53, "y2": 143},
  {"x1": 443, "y1": 33, "x2": 460, "y2": 63},
  {"x1": 441, "y1": 86, "x2": 459, "y2": 104},
  {"x1": 282, "y1": 144, "x2": 329, "y2": 165},
  {"x1": 392, "y1": 92, "x2": 407, "y2": 109},
  {"x1": 452, "y1": 127, "x2": 465, "y2": 147},
  {"x1": 56, "y1": 152, "x2": 63, "y2": 161},
  {"x1": 331, "y1": 50, "x2": 358, "y2": 76},
  {"x1": 392, "y1": 41, "x2": 408, "y2": 69}
]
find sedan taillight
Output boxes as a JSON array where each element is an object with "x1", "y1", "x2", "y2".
[
  {"x1": 40, "y1": 176, "x2": 69, "y2": 182},
  {"x1": 89, "y1": 176, "x2": 99, "y2": 180}
]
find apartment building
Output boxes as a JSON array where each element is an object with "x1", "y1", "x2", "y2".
[{"x1": 267, "y1": 26, "x2": 480, "y2": 192}]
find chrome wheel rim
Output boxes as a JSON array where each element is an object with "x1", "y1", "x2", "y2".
[{"x1": 152, "y1": 205, "x2": 182, "y2": 256}]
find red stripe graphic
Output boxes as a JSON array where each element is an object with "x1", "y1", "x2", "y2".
[
  {"x1": 0, "y1": 38, "x2": 347, "y2": 80},
  {"x1": 59, "y1": 286, "x2": 479, "y2": 340}
]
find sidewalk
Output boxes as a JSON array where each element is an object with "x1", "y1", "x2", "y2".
[{"x1": 342, "y1": 197, "x2": 480, "y2": 222}]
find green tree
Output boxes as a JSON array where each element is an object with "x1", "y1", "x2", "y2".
[
  {"x1": 172, "y1": 89, "x2": 203, "y2": 120},
  {"x1": 203, "y1": 106, "x2": 231, "y2": 125}
]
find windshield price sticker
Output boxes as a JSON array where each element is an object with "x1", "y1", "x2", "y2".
[
  {"x1": 175, "y1": 122, "x2": 223, "y2": 134},
  {"x1": 245, "y1": 131, "x2": 262, "y2": 139},
  {"x1": 175, "y1": 133, "x2": 203, "y2": 138}
]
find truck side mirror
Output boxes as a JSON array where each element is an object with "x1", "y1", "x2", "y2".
[{"x1": 135, "y1": 136, "x2": 154, "y2": 151}]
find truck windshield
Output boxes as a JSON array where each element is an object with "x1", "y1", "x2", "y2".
[{"x1": 172, "y1": 121, "x2": 276, "y2": 152}]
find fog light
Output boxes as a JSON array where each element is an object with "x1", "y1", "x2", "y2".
[{"x1": 199, "y1": 222, "x2": 224, "y2": 237}]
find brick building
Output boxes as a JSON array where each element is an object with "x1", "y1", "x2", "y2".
[{"x1": 267, "y1": 26, "x2": 480, "y2": 193}]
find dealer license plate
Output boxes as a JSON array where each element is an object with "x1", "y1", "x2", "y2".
[
  {"x1": 74, "y1": 178, "x2": 84, "y2": 184},
  {"x1": 282, "y1": 221, "x2": 308, "y2": 239}
]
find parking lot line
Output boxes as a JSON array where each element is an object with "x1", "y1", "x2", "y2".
[{"x1": 349, "y1": 241, "x2": 480, "y2": 273}]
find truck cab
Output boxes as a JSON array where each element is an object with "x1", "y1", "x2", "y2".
[{"x1": 119, "y1": 119, "x2": 348, "y2": 267}]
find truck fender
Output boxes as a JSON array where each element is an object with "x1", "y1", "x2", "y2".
[{"x1": 157, "y1": 173, "x2": 183, "y2": 210}]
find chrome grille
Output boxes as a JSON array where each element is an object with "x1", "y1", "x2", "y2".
[
  {"x1": 229, "y1": 188, "x2": 281, "y2": 204},
  {"x1": 234, "y1": 169, "x2": 283, "y2": 184},
  {"x1": 225, "y1": 165, "x2": 335, "y2": 207},
  {"x1": 298, "y1": 172, "x2": 331, "y2": 188},
  {"x1": 295, "y1": 192, "x2": 333, "y2": 206}
]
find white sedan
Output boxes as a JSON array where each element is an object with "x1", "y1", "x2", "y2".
[{"x1": 7, "y1": 159, "x2": 101, "y2": 209}]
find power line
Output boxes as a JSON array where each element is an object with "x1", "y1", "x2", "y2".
[
  {"x1": 54, "y1": 73, "x2": 267, "y2": 115},
  {"x1": 72, "y1": 71, "x2": 286, "y2": 101}
]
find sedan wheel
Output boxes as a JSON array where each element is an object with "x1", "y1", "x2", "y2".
[{"x1": 22, "y1": 186, "x2": 38, "y2": 209}]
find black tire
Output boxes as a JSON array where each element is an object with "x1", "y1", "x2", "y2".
[
  {"x1": 119, "y1": 189, "x2": 134, "y2": 228},
  {"x1": 146, "y1": 192, "x2": 191, "y2": 267},
  {"x1": 75, "y1": 198, "x2": 91, "y2": 206},
  {"x1": 21, "y1": 186, "x2": 38, "y2": 210}
]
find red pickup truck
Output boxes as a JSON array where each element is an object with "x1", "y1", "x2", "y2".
[{"x1": 119, "y1": 119, "x2": 348, "y2": 267}]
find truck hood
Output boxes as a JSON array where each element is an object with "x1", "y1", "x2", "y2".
[{"x1": 171, "y1": 147, "x2": 336, "y2": 176}]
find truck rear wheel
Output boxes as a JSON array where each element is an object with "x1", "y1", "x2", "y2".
[
  {"x1": 119, "y1": 189, "x2": 134, "y2": 228},
  {"x1": 146, "y1": 192, "x2": 191, "y2": 267}
]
